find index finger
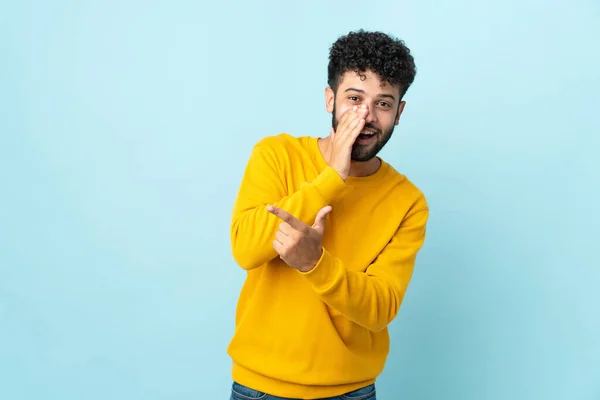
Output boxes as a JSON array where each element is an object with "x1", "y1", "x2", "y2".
[
  {"x1": 336, "y1": 106, "x2": 360, "y2": 133},
  {"x1": 266, "y1": 205, "x2": 307, "y2": 232},
  {"x1": 335, "y1": 105, "x2": 367, "y2": 138}
]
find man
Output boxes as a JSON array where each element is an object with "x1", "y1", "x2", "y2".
[{"x1": 227, "y1": 29, "x2": 429, "y2": 400}]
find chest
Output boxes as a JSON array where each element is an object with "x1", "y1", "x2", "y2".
[{"x1": 324, "y1": 186, "x2": 401, "y2": 270}]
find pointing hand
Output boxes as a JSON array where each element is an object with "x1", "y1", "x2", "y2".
[{"x1": 266, "y1": 205, "x2": 332, "y2": 272}]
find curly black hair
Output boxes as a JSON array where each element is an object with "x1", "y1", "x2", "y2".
[{"x1": 327, "y1": 29, "x2": 416, "y2": 98}]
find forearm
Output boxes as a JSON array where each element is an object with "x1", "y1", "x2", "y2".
[
  {"x1": 231, "y1": 165, "x2": 346, "y2": 270},
  {"x1": 299, "y1": 249, "x2": 409, "y2": 332},
  {"x1": 299, "y1": 208, "x2": 428, "y2": 331}
]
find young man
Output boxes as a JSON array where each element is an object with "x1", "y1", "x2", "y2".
[{"x1": 227, "y1": 30, "x2": 429, "y2": 400}]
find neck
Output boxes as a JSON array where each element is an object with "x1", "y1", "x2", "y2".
[{"x1": 318, "y1": 136, "x2": 381, "y2": 178}]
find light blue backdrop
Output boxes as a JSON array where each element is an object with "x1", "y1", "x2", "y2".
[{"x1": 1, "y1": 1, "x2": 598, "y2": 399}]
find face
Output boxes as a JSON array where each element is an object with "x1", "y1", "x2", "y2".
[{"x1": 326, "y1": 69, "x2": 405, "y2": 162}]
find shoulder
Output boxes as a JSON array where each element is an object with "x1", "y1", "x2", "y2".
[
  {"x1": 252, "y1": 133, "x2": 303, "y2": 151},
  {"x1": 385, "y1": 163, "x2": 429, "y2": 213},
  {"x1": 249, "y1": 133, "x2": 312, "y2": 163}
]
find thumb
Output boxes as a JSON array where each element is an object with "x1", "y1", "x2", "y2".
[{"x1": 312, "y1": 206, "x2": 332, "y2": 235}]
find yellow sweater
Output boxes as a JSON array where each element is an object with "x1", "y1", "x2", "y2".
[{"x1": 227, "y1": 133, "x2": 428, "y2": 399}]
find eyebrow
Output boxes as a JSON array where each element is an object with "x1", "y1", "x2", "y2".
[{"x1": 344, "y1": 87, "x2": 396, "y2": 102}]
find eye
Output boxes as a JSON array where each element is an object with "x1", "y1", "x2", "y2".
[
  {"x1": 348, "y1": 96, "x2": 360, "y2": 102},
  {"x1": 378, "y1": 101, "x2": 391, "y2": 108}
]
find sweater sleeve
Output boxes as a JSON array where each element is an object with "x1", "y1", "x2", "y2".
[
  {"x1": 299, "y1": 204, "x2": 429, "y2": 332},
  {"x1": 230, "y1": 138, "x2": 347, "y2": 270}
]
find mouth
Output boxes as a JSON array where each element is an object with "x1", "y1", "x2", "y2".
[{"x1": 356, "y1": 130, "x2": 378, "y2": 143}]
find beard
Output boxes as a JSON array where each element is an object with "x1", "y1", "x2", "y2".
[{"x1": 331, "y1": 102, "x2": 395, "y2": 162}]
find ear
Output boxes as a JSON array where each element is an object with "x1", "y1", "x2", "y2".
[
  {"x1": 394, "y1": 101, "x2": 406, "y2": 125},
  {"x1": 325, "y1": 87, "x2": 335, "y2": 113}
]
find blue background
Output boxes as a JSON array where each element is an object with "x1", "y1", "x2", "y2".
[{"x1": 1, "y1": 1, "x2": 599, "y2": 399}]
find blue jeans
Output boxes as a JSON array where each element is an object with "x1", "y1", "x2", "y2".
[{"x1": 229, "y1": 381, "x2": 376, "y2": 400}]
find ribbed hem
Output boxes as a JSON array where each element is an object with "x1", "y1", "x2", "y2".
[{"x1": 232, "y1": 362, "x2": 375, "y2": 399}]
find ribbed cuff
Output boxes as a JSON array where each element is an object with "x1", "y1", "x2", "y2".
[
  {"x1": 311, "y1": 166, "x2": 347, "y2": 204},
  {"x1": 298, "y1": 247, "x2": 343, "y2": 295}
]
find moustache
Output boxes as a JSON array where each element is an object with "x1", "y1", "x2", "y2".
[{"x1": 363, "y1": 123, "x2": 381, "y2": 134}]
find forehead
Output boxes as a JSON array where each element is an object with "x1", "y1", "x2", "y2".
[{"x1": 337, "y1": 70, "x2": 400, "y2": 97}]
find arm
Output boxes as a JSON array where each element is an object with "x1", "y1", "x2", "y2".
[
  {"x1": 230, "y1": 138, "x2": 347, "y2": 270},
  {"x1": 299, "y1": 205, "x2": 429, "y2": 332}
]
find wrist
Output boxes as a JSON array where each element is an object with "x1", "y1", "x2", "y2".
[
  {"x1": 298, "y1": 248, "x2": 324, "y2": 272},
  {"x1": 331, "y1": 165, "x2": 348, "y2": 181}
]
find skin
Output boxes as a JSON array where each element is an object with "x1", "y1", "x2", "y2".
[
  {"x1": 267, "y1": 205, "x2": 331, "y2": 272},
  {"x1": 320, "y1": 69, "x2": 406, "y2": 178},
  {"x1": 268, "y1": 69, "x2": 407, "y2": 272}
]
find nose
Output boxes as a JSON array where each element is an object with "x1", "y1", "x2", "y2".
[{"x1": 363, "y1": 104, "x2": 377, "y2": 124}]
